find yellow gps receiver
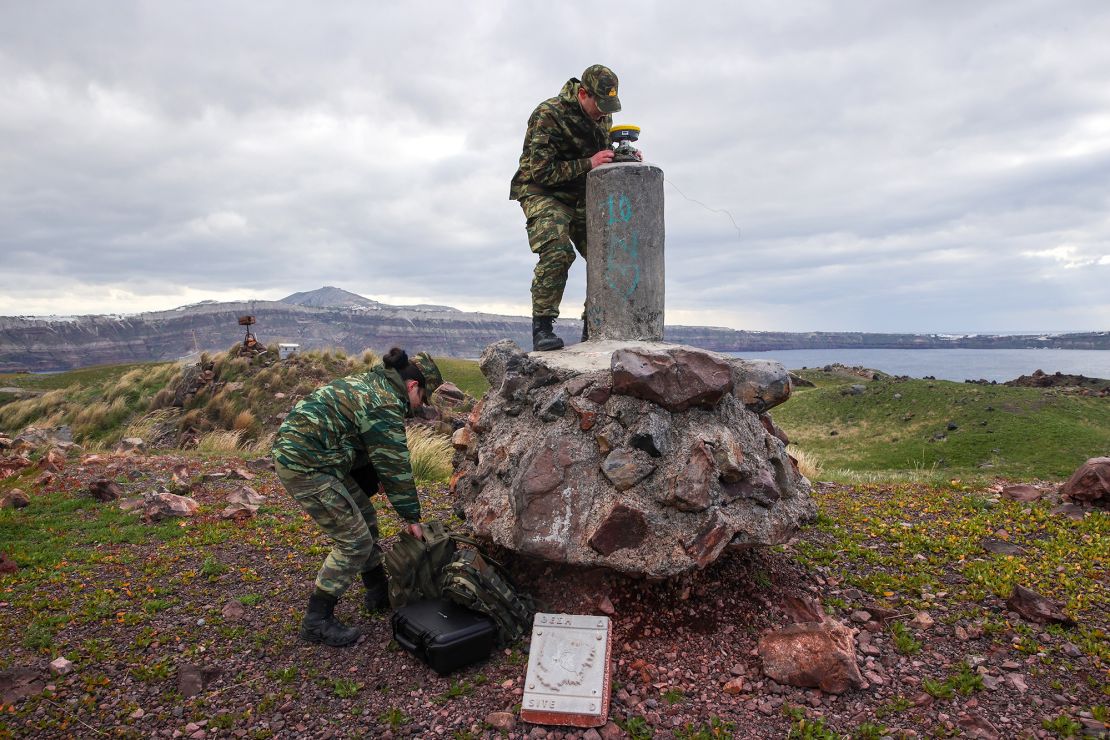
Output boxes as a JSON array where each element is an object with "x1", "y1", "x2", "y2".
[{"x1": 609, "y1": 124, "x2": 641, "y2": 162}]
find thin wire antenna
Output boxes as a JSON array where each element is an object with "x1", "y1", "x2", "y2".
[{"x1": 664, "y1": 176, "x2": 743, "y2": 241}]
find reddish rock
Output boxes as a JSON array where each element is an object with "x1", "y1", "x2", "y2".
[
  {"x1": 1, "y1": 488, "x2": 29, "y2": 509},
  {"x1": 721, "y1": 467, "x2": 782, "y2": 507},
  {"x1": 564, "y1": 376, "x2": 594, "y2": 396},
  {"x1": 41, "y1": 448, "x2": 66, "y2": 471},
  {"x1": 220, "y1": 485, "x2": 264, "y2": 520},
  {"x1": 957, "y1": 712, "x2": 1000, "y2": 739},
  {"x1": 600, "y1": 448, "x2": 656, "y2": 491},
  {"x1": 171, "y1": 464, "x2": 191, "y2": 489},
  {"x1": 730, "y1": 359, "x2": 792, "y2": 412},
  {"x1": 663, "y1": 442, "x2": 713, "y2": 512},
  {"x1": 685, "y1": 510, "x2": 735, "y2": 568},
  {"x1": 143, "y1": 491, "x2": 199, "y2": 521},
  {"x1": 222, "y1": 599, "x2": 246, "y2": 621},
  {"x1": 468, "y1": 399, "x2": 487, "y2": 432},
  {"x1": 599, "y1": 722, "x2": 623, "y2": 740},
  {"x1": 759, "y1": 414, "x2": 790, "y2": 445},
  {"x1": 611, "y1": 348, "x2": 732, "y2": 412},
  {"x1": 588, "y1": 504, "x2": 649, "y2": 555},
  {"x1": 586, "y1": 384, "x2": 612, "y2": 405},
  {"x1": 710, "y1": 435, "x2": 745, "y2": 483},
  {"x1": 757, "y1": 620, "x2": 865, "y2": 694},
  {"x1": 0, "y1": 455, "x2": 32, "y2": 480},
  {"x1": 569, "y1": 397, "x2": 600, "y2": 431},
  {"x1": 1000, "y1": 484, "x2": 1042, "y2": 502},
  {"x1": 1060, "y1": 456, "x2": 1110, "y2": 505},
  {"x1": 723, "y1": 677, "x2": 745, "y2": 694},
  {"x1": 35, "y1": 471, "x2": 56, "y2": 487},
  {"x1": 484, "y1": 712, "x2": 516, "y2": 732},
  {"x1": 89, "y1": 479, "x2": 124, "y2": 502},
  {"x1": 228, "y1": 467, "x2": 255, "y2": 480},
  {"x1": 451, "y1": 426, "x2": 474, "y2": 451},
  {"x1": 514, "y1": 440, "x2": 583, "y2": 559},
  {"x1": 1006, "y1": 584, "x2": 1076, "y2": 627},
  {"x1": 780, "y1": 596, "x2": 826, "y2": 624},
  {"x1": 48, "y1": 657, "x2": 73, "y2": 676},
  {"x1": 0, "y1": 667, "x2": 43, "y2": 703},
  {"x1": 116, "y1": 437, "x2": 145, "y2": 452},
  {"x1": 0, "y1": 552, "x2": 18, "y2": 574}
]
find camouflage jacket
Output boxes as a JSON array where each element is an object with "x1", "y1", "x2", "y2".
[
  {"x1": 509, "y1": 78, "x2": 612, "y2": 206},
  {"x1": 272, "y1": 366, "x2": 421, "y2": 522}
]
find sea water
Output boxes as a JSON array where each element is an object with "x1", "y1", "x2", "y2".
[{"x1": 735, "y1": 348, "x2": 1110, "y2": 383}]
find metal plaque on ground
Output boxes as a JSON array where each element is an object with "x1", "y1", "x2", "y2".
[{"x1": 520, "y1": 613, "x2": 612, "y2": 728}]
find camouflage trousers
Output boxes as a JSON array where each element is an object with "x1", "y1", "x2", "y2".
[
  {"x1": 521, "y1": 195, "x2": 587, "y2": 319},
  {"x1": 274, "y1": 461, "x2": 382, "y2": 599}
]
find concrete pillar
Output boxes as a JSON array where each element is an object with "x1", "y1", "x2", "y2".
[{"x1": 585, "y1": 162, "x2": 665, "y2": 341}]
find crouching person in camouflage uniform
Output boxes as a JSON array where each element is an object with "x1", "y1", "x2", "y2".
[{"x1": 272, "y1": 348, "x2": 443, "y2": 647}]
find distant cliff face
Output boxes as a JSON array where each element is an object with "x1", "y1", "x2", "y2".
[{"x1": 0, "y1": 287, "x2": 1106, "y2": 372}]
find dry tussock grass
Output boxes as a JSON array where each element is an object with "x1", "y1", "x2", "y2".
[
  {"x1": 406, "y1": 425, "x2": 453, "y2": 483},
  {"x1": 232, "y1": 409, "x2": 256, "y2": 431},
  {"x1": 106, "y1": 368, "x2": 146, "y2": 401},
  {"x1": 246, "y1": 432, "x2": 274, "y2": 456},
  {"x1": 196, "y1": 429, "x2": 244, "y2": 453},
  {"x1": 788, "y1": 446, "x2": 823, "y2": 480},
  {"x1": 124, "y1": 409, "x2": 179, "y2": 442}
]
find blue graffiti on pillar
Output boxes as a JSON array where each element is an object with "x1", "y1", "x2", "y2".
[
  {"x1": 606, "y1": 232, "x2": 640, "y2": 298},
  {"x1": 604, "y1": 192, "x2": 640, "y2": 297}
]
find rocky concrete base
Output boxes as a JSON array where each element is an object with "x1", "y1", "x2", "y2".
[{"x1": 451, "y1": 340, "x2": 816, "y2": 578}]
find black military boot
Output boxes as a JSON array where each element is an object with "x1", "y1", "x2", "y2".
[
  {"x1": 299, "y1": 590, "x2": 360, "y2": 647},
  {"x1": 361, "y1": 565, "x2": 390, "y2": 613},
  {"x1": 532, "y1": 317, "x2": 564, "y2": 352}
]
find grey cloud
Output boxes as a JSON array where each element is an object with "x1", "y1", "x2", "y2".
[{"x1": 1, "y1": 1, "x2": 1108, "y2": 331}]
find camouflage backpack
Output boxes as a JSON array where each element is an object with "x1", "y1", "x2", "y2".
[
  {"x1": 440, "y1": 548, "x2": 535, "y2": 647},
  {"x1": 383, "y1": 521, "x2": 476, "y2": 608}
]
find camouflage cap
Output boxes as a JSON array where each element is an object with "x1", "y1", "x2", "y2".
[
  {"x1": 410, "y1": 352, "x2": 443, "y2": 395},
  {"x1": 581, "y1": 64, "x2": 621, "y2": 114}
]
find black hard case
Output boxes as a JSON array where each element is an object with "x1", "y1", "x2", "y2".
[{"x1": 391, "y1": 598, "x2": 496, "y2": 675}]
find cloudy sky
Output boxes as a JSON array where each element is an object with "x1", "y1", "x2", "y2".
[{"x1": 2, "y1": 2, "x2": 1108, "y2": 333}]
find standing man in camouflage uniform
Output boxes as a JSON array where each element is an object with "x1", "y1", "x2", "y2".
[
  {"x1": 272, "y1": 348, "x2": 443, "y2": 647},
  {"x1": 511, "y1": 64, "x2": 622, "y2": 351}
]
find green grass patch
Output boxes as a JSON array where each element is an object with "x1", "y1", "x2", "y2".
[
  {"x1": 775, "y1": 372, "x2": 1110, "y2": 479},
  {"x1": 433, "y1": 357, "x2": 488, "y2": 400},
  {"x1": 0, "y1": 488, "x2": 185, "y2": 576}
]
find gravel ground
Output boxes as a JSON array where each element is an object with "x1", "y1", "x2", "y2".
[{"x1": 0, "y1": 452, "x2": 1106, "y2": 739}]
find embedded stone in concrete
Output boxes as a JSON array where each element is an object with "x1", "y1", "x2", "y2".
[
  {"x1": 521, "y1": 613, "x2": 612, "y2": 728},
  {"x1": 685, "y1": 510, "x2": 735, "y2": 568},
  {"x1": 663, "y1": 442, "x2": 713, "y2": 512},
  {"x1": 599, "y1": 448, "x2": 656, "y2": 491},
  {"x1": 711, "y1": 433, "x2": 747, "y2": 483},
  {"x1": 731, "y1": 359, "x2": 793, "y2": 413},
  {"x1": 585, "y1": 162, "x2": 665, "y2": 342},
  {"x1": 588, "y1": 504, "x2": 649, "y2": 556},
  {"x1": 611, "y1": 347, "x2": 733, "y2": 412},
  {"x1": 629, "y1": 409, "x2": 671, "y2": 458}
]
